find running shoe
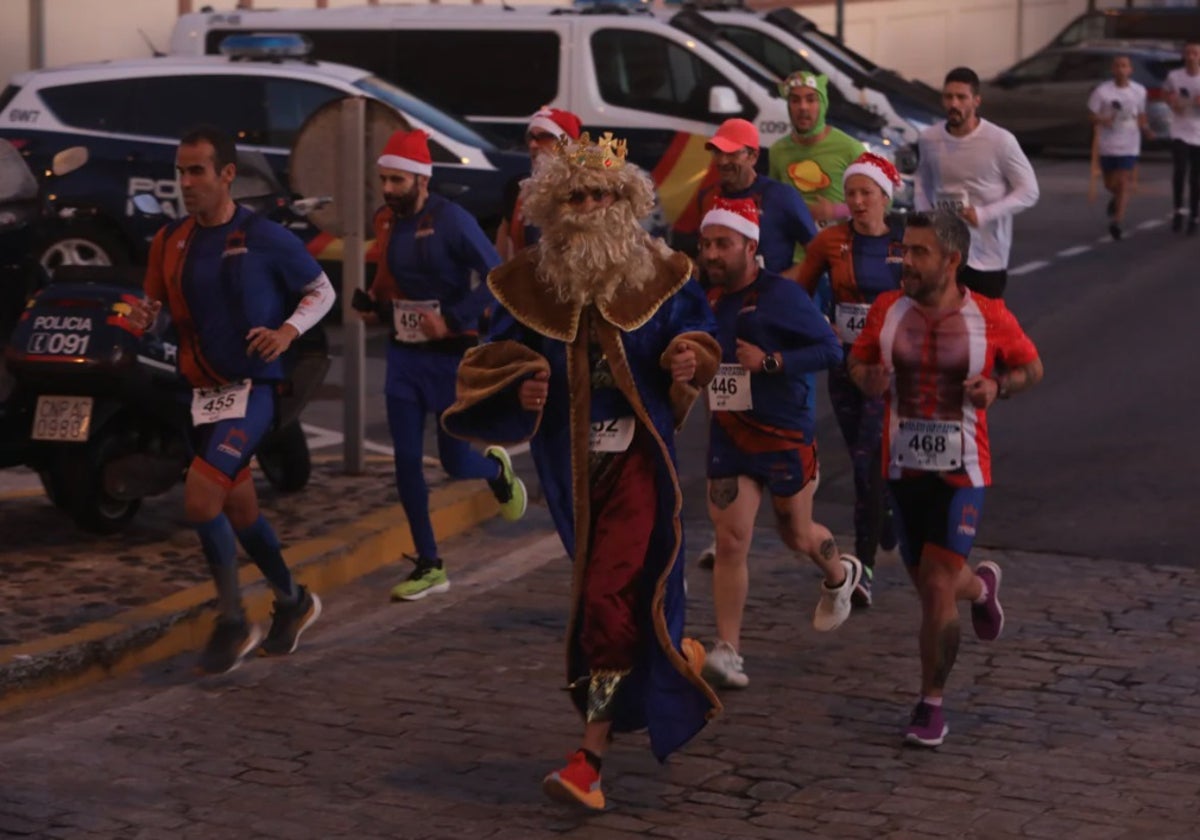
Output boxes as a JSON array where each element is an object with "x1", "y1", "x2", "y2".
[
  {"x1": 904, "y1": 701, "x2": 948, "y2": 747},
  {"x1": 390, "y1": 557, "x2": 450, "y2": 601},
  {"x1": 260, "y1": 586, "x2": 322, "y2": 656},
  {"x1": 543, "y1": 750, "x2": 605, "y2": 810},
  {"x1": 702, "y1": 640, "x2": 749, "y2": 689},
  {"x1": 197, "y1": 617, "x2": 262, "y2": 675},
  {"x1": 696, "y1": 540, "x2": 716, "y2": 569},
  {"x1": 485, "y1": 446, "x2": 527, "y2": 522},
  {"x1": 851, "y1": 565, "x2": 874, "y2": 609},
  {"x1": 813, "y1": 554, "x2": 862, "y2": 632},
  {"x1": 1109, "y1": 222, "x2": 1122, "y2": 241},
  {"x1": 971, "y1": 561, "x2": 1004, "y2": 641}
]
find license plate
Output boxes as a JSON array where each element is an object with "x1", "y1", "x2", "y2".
[{"x1": 31, "y1": 395, "x2": 93, "y2": 442}]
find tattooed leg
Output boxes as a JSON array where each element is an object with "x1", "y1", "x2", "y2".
[
  {"x1": 707, "y1": 476, "x2": 763, "y2": 651},
  {"x1": 917, "y1": 550, "x2": 966, "y2": 697}
]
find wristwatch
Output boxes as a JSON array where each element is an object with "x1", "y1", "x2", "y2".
[{"x1": 761, "y1": 354, "x2": 780, "y2": 374}]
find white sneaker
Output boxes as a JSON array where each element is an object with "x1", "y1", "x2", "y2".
[
  {"x1": 696, "y1": 540, "x2": 716, "y2": 569},
  {"x1": 701, "y1": 640, "x2": 749, "y2": 689},
  {"x1": 813, "y1": 554, "x2": 863, "y2": 632}
]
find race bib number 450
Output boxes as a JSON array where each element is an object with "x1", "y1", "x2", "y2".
[
  {"x1": 892, "y1": 417, "x2": 963, "y2": 472},
  {"x1": 191, "y1": 380, "x2": 251, "y2": 426},
  {"x1": 392, "y1": 299, "x2": 441, "y2": 343},
  {"x1": 707, "y1": 363, "x2": 752, "y2": 412}
]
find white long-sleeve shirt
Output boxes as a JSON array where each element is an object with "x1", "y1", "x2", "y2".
[{"x1": 915, "y1": 119, "x2": 1040, "y2": 272}]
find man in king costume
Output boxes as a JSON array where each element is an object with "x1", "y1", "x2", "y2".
[{"x1": 442, "y1": 132, "x2": 722, "y2": 810}]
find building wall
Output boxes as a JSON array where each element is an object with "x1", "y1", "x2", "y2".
[{"x1": 0, "y1": 0, "x2": 1115, "y2": 95}]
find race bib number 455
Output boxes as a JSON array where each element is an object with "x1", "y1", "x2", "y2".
[
  {"x1": 707, "y1": 363, "x2": 752, "y2": 412},
  {"x1": 191, "y1": 380, "x2": 251, "y2": 426},
  {"x1": 892, "y1": 417, "x2": 963, "y2": 472}
]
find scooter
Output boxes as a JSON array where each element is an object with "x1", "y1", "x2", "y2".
[
  {"x1": 0, "y1": 141, "x2": 89, "y2": 472},
  {"x1": 3, "y1": 152, "x2": 331, "y2": 534}
]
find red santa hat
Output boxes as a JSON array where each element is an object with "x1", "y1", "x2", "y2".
[
  {"x1": 842, "y1": 151, "x2": 902, "y2": 200},
  {"x1": 527, "y1": 107, "x2": 582, "y2": 140},
  {"x1": 377, "y1": 129, "x2": 433, "y2": 177},
  {"x1": 701, "y1": 197, "x2": 760, "y2": 242}
]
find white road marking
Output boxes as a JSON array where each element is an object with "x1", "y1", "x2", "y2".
[
  {"x1": 1137, "y1": 218, "x2": 1166, "y2": 230},
  {"x1": 1009, "y1": 260, "x2": 1050, "y2": 277},
  {"x1": 301, "y1": 423, "x2": 530, "y2": 464},
  {"x1": 1056, "y1": 245, "x2": 1092, "y2": 258}
]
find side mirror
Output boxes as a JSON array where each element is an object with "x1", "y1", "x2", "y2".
[
  {"x1": 51, "y1": 146, "x2": 88, "y2": 177},
  {"x1": 130, "y1": 193, "x2": 164, "y2": 216},
  {"x1": 709, "y1": 85, "x2": 741, "y2": 115}
]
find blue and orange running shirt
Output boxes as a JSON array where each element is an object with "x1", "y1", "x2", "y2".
[{"x1": 144, "y1": 207, "x2": 323, "y2": 387}]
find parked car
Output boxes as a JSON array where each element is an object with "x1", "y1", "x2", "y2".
[
  {"x1": 981, "y1": 42, "x2": 1180, "y2": 153},
  {"x1": 0, "y1": 37, "x2": 528, "y2": 270},
  {"x1": 169, "y1": 1, "x2": 905, "y2": 238},
  {"x1": 1048, "y1": 6, "x2": 1200, "y2": 49}
]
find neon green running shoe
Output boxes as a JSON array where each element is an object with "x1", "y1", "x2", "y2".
[
  {"x1": 390, "y1": 558, "x2": 450, "y2": 602},
  {"x1": 485, "y1": 445, "x2": 528, "y2": 522}
]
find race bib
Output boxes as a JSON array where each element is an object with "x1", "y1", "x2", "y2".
[
  {"x1": 934, "y1": 190, "x2": 969, "y2": 214},
  {"x1": 191, "y1": 380, "x2": 251, "y2": 426},
  {"x1": 835, "y1": 302, "x2": 871, "y2": 345},
  {"x1": 893, "y1": 417, "x2": 964, "y2": 472},
  {"x1": 589, "y1": 417, "x2": 635, "y2": 453},
  {"x1": 392, "y1": 299, "x2": 441, "y2": 343},
  {"x1": 707, "y1": 363, "x2": 752, "y2": 412}
]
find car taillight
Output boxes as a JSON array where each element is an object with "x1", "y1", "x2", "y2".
[{"x1": 1148, "y1": 87, "x2": 1165, "y2": 102}]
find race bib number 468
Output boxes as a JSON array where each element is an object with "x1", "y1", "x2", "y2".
[{"x1": 892, "y1": 417, "x2": 963, "y2": 472}]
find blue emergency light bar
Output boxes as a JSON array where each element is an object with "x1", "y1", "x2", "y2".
[{"x1": 218, "y1": 33, "x2": 313, "y2": 60}]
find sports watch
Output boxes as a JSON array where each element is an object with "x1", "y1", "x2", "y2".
[{"x1": 761, "y1": 354, "x2": 780, "y2": 374}]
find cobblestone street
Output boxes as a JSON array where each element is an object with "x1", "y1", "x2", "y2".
[{"x1": 2, "y1": 508, "x2": 1198, "y2": 839}]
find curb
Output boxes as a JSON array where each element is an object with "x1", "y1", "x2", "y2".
[{"x1": 0, "y1": 482, "x2": 500, "y2": 714}]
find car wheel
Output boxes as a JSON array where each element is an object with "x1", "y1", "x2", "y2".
[
  {"x1": 39, "y1": 224, "x2": 129, "y2": 273},
  {"x1": 49, "y1": 431, "x2": 142, "y2": 535}
]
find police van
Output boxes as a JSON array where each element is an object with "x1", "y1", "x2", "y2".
[
  {"x1": 170, "y1": 2, "x2": 903, "y2": 236},
  {"x1": 0, "y1": 37, "x2": 528, "y2": 269}
]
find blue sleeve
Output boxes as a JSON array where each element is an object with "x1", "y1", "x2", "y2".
[
  {"x1": 665, "y1": 276, "x2": 717, "y2": 338},
  {"x1": 780, "y1": 183, "x2": 817, "y2": 248},
  {"x1": 261, "y1": 221, "x2": 323, "y2": 294},
  {"x1": 761, "y1": 281, "x2": 841, "y2": 375},
  {"x1": 445, "y1": 205, "x2": 502, "y2": 331}
]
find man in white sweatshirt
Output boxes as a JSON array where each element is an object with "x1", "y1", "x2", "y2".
[{"x1": 915, "y1": 67, "x2": 1040, "y2": 299}]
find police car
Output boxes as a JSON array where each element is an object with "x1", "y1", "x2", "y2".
[{"x1": 0, "y1": 35, "x2": 528, "y2": 270}]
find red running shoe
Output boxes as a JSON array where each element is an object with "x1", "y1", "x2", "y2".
[{"x1": 542, "y1": 750, "x2": 605, "y2": 810}]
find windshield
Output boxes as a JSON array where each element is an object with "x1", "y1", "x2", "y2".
[{"x1": 353, "y1": 76, "x2": 497, "y2": 151}]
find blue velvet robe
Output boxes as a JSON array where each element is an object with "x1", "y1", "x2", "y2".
[{"x1": 442, "y1": 247, "x2": 723, "y2": 761}]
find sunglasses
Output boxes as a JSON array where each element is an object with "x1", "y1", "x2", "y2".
[{"x1": 565, "y1": 188, "x2": 612, "y2": 206}]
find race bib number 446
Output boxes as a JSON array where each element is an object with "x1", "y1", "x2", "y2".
[
  {"x1": 392, "y1": 299, "x2": 441, "y2": 343},
  {"x1": 892, "y1": 417, "x2": 964, "y2": 472},
  {"x1": 191, "y1": 380, "x2": 251, "y2": 426},
  {"x1": 707, "y1": 363, "x2": 752, "y2": 412},
  {"x1": 835, "y1": 302, "x2": 870, "y2": 345}
]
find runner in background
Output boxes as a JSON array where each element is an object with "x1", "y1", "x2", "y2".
[{"x1": 1088, "y1": 55, "x2": 1152, "y2": 241}]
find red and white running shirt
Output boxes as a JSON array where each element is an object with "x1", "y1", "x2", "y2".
[{"x1": 851, "y1": 289, "x2": 1038, "y2": 487}]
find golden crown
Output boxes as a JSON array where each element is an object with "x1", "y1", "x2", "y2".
[{"x1": 558, "y1": 131, "x2": 627, "y2": 170}]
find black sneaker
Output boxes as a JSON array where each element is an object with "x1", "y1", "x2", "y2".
[
  {"x1": 197, "y1": 618, "x2": 262, "y2": 675},
  {"x1": 1109, "y1": 222, "x2": 1122, "y2": 241},
  {"x1": 1173, "y1": 212, "x2": 1185, "y2": 233},
  {"x1": 260, "y1": 586, "x2": 322, "y2": 656}
]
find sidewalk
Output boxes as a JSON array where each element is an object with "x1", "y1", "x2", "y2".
[
  {"x1": 1, "y1": 512, "x2": 1197, "y2": 838},
  {"x1": 0, "y1": 455, "x2": 506, "y2": 710}
]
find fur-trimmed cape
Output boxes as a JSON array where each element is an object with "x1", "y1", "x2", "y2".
[{"x1": 442, "y1": 246, "x2": 723, "y2": 760}]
